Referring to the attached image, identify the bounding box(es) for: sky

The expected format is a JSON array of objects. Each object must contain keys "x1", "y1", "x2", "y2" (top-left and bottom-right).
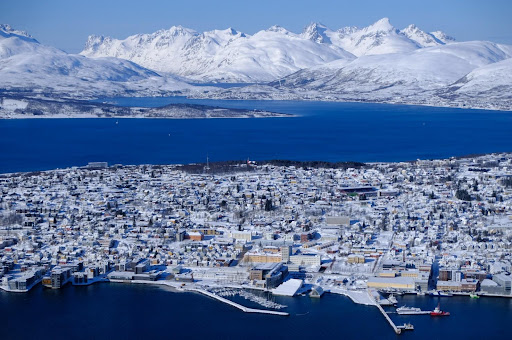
[{"x1": 1, "y1": 0, "x2": 511, "y2": 53}]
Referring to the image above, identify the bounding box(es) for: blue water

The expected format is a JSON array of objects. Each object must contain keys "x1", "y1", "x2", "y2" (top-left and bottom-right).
[
  {"x1": 1, "y1": 99, "x2": 512, "y2": 173},
  {"x1": 1, "y1": 283, "x2": 510, "y2": 340}
]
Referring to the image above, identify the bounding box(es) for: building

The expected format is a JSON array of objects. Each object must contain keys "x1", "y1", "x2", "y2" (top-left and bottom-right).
[
  {"x1": 289, "y1": 254, "x2": 321, "y2": 267},
  {"x1": 249, "y1": 263, "x2": 288, "y2": 289},
  {"x1": 493, "y1": 274, "x2": 512, "y2": 295},
  {"x1": 44, "y1": 268, "x2": 72, "y2": 289},
  {"x1": 272, "y1": 278, "x2": 303, "y2": 296},
  {"x1": 436, "y1": 280, "x2": 462, "y2": 291},
  {"x1": 244, "y1": 252, "x2": 282, "y2": 264},
  {"x1": 366, "y1": 277, "x2": 415, "y2": 290},
  {"x1": 325, "y1": 216, "x2": 350, "y2": 226},
  {"x1": 280, "y1": 246, "x2": 292, "y2": 263},
  {"x1": 460, "y1": 279, "x2": 478, "y2": 292},
  {"x1": 348, "y1": 254, "x2": 365, "y2": 264},
  {"x1": 480, "y1": 279, "x2": 502, "y2": 295},
  {"x1": 310, "y1": 285, "x2": 324, "y2": 298},
  {"x1": 231, "y1": 231, "x2": 253, "y2": 242},
  {"x1": 186, "y1": 232, "x2": 204, "y2": 241}
]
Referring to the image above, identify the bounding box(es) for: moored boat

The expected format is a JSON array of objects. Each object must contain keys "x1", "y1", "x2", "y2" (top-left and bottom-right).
[
  {"x1": 388, "y1": 294, "x2": 398, "y2": 305},
  {"x1": 397, "y1": 323, "x2": 414, "y2": 331},
  {"x1": 430, "y1": 303, "x2": 450, "y2": 316},
  {"x1": 396, "y1": 306, "x2": 431, "y2": 315}
]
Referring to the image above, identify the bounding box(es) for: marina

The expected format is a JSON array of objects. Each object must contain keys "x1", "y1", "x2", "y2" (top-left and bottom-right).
[{"x1": 186, "y1": 288, "x2": 290, "y2": 316}]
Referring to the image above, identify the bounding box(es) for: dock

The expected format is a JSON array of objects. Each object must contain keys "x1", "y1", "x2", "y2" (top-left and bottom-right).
[
  {"x1": 375, "y1": 297, "x2": 401, "y2": 334},
  {"x1": 187, "y1": 288, "x2": 289, "y2": 316}
]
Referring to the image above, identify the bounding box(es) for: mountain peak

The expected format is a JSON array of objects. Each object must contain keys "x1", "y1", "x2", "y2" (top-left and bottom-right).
[
  {"x1": 0, "y1": 24, "x2": 38, "y2": 42},
  {"x1": 366, "y1": 18, "x2": 394, "y2": 32},
  {"x1": 266, "y1": 25, "x2": 290, "y2": 34},
  {"x1": 403, "y1": 24, "x2": 418, "y2": 32},
  {"x1": 83, "y1": 35, "x2": 109, "y2": 51},
  {"x1": 164, "y1": 25, "x2": 196, "y2": 37},
  {"x1": 302, "y1": 22, "x2": 331, "y2": 44},
  {"x1": 222, "y1": 27, "x2": 245, "y2": 37},
  {"x1": 430, "y1": 30, "x2": 456, "y2": 44}
]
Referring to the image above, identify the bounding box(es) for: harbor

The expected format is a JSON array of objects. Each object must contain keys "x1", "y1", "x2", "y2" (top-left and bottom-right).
[{"x1": 186, "y1": 288, "x2": 289, "y2": 316}]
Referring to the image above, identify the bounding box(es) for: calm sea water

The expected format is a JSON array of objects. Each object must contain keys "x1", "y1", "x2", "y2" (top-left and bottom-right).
[
  {"x1": 1, "y1": 283, "x2": 511, "y2": 340},
  {"x1": 1, "y1": 99, "x2": 512, "y2": 173}
]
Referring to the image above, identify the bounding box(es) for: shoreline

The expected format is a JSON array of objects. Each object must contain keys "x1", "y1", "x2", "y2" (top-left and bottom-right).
[
  {"x1": 2, "y1": 95, "x2": 512, "y2": 120},
  {"x1": 1, "y1": 151, "x2": 511, "y2": 176},
  {"x1": 189, "y1": 92, "x2": 512, "y2": 113}
]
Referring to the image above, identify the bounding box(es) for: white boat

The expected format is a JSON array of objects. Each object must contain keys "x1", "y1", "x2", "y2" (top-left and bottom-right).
[
  {"x1": 388, "y1": 294, "x2": 398, "y2": 304},
  {"x1": 429, "y1": 290, "x2": 453, "y2": 297},
  {"x1": 397, "y1": 323, "x2": 414, "y2": 330},
  {"x1": 396, "y1": 306, "x2": 431, "y2": 315}
]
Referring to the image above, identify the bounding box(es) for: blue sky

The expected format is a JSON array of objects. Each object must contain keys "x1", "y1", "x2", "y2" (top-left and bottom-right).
[{"x1": 1, "y1": 0, "x2": 511, "y2": 53}]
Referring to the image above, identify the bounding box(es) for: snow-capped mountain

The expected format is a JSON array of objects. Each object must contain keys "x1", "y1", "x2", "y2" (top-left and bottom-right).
[
  {"x1": 443, "y1": 57, "x2": 512, "y2": 101},
  {"x1": 430, "y1": 31, "x2": 456, "y2": 44},
  {"x1": 300, "y1": 18, "x2": 453, "y2": 57},
  {"x1": 0, "y1": 24, "x2": 193, "y2": 97},
  {"x1": 275, "y1": 40, "x2": 512, "y2": 96},
  {"x1": 82, "y1": 18, "x2": 456, "y2": 82},
  {"x1": 81, "y1": 25, "x2": 354, "y2": 83},
  {"x1": 328, "y1": 18, "x2": 422, "y2": 56},
  {"x1": 2, "y1": 20, "x2": 511, "y2": 111},
  {"x1": 400, "y1": 24, "x2": 443, "y2": 47}
]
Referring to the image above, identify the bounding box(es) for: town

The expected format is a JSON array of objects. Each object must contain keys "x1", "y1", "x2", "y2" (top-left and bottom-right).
[{"x1": 1, "y1": 155, "x2": 512, "y2": 317}]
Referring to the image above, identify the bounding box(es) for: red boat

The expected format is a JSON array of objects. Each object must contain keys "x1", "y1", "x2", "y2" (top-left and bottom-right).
[{"x1": 430, "y1": 303, "x2": 450, "y2": 316}]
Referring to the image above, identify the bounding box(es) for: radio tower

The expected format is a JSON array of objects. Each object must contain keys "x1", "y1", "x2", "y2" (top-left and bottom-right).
[{"x1": 204, "y1": 154, "x2": 210, "y2": 173}]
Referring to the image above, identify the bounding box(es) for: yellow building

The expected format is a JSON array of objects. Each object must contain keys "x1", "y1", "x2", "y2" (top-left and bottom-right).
[
  {"x1": 379, "y1": 270, "x2": 397, "y2": 278},
  {"x1": 367, "y1": 277, "x2": 415, "y2": 290},
  {"x1": 244, "y1": 253, "x2": 281, "y2": 263},
  {"x1": 347, "y1": 254, "x2": 365, "y2": 264},
  {"x1": 401, "y1": 269, "x2": 419, "y2": 278}
]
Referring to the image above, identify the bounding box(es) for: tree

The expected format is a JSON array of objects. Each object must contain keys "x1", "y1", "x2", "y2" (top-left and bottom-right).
[
  {"x1": 265, "y1": 199, "x2": 273, "y2": 212},
  {"x1": 456, "y1": 189, "x2": 471, "y2": 201}
]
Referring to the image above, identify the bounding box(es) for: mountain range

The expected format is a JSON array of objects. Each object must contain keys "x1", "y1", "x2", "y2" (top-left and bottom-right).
[
  {"x1": 81, "y1": 18, "x2": 458, "y2": 82},
  {"x1": 0, "y1": 24, "x2": 194, "y2": 98},
  {"x1": 0, "y1": 19, "x2": 511, "y2": 111}
]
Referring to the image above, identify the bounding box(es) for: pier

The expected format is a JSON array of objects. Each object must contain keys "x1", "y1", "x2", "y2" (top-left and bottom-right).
[
  {"x1": 187, "y1": 288, "x2": 289, "y2": 316},
  {"x1": 375, "y1": 301, "x2": 401, "y2": 335}
]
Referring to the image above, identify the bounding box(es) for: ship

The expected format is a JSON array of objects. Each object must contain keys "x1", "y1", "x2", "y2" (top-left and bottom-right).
[
  {"x1": 396, "y1": 306, "x2": 431, "y2": 315},
  {"x1": 430, "y1": 303, "x2": 450, "y2": 316},
  {"x1": 429, "y1": 290, "x2": 453, "y2": 297},
  {"x1": 397, "y1": 323, "x2": 414, "y2": 331},
  {"x1": 469, "y1": 293, "x2": 480, "y2": 299},
  {"x1": 388, "y1": 294, "x2": 398, "y2": 305}
]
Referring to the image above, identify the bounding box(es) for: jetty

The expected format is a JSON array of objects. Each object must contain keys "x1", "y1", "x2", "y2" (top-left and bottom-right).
[
  {"x1": 375, "y1": 301, "x2": 401, "y2": 335},
  {"x1": 187, "y1": 288, "x2": 289, "y2": 316}
]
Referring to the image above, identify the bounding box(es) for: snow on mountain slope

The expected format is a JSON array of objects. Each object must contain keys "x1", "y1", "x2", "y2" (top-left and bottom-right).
[
  {"x1": 422, "y1": 41, "x2": 512, "y2": 67},
  {"x1": 0, "y1": 25, "x2": 194, "y2": 97},
  {"x1": 325, "y1": 18, "x2": 422, "y2": 56},
  {"x1": 444, "y1": 58, "x2": 512, "y2": 99},
  {"x1": 201, "y1": 27, "x2": 354, "y2": 82},
  {"x1": 400, "y1": 24, "x2": 443, "y2": 47},
  {"x1": 0, "y1": 24, "x2": 36, "y2": 42},
  {"x1": 430, "y1": 31, "x2": 456, "y2": 44},
  {"x1": 82, "y1": 25, "x2": 353, "y2": 82},
  {"x1": 301, "y1": 22, "x2": 332, "y2": 44},
  {"x1": 275, "y1": 40, "x2": 512, "y2": 98}
]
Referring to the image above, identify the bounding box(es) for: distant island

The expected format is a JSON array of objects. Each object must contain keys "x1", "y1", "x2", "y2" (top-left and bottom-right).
[{"x1": 0, "y1": 97, "x2": 289, "y2": 119}]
